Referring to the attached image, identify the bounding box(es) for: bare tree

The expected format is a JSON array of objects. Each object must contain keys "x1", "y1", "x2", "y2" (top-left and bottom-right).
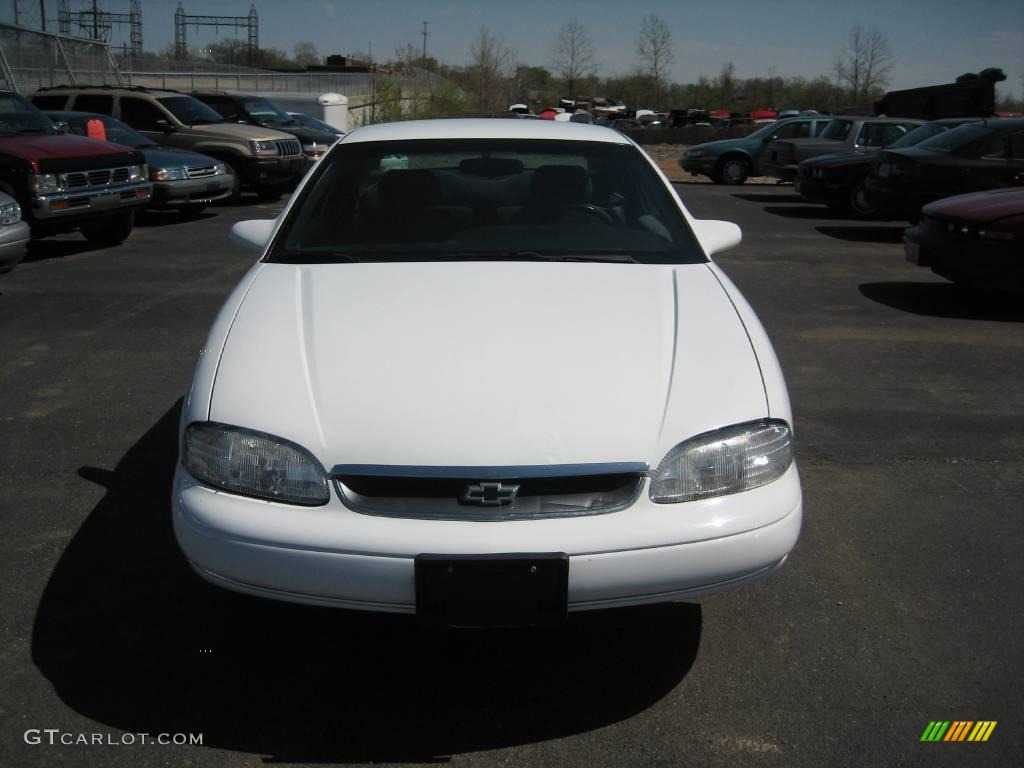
[
  {"x1": 293, "y1": 41, "x2": 321, "y2": 67},
  {"x1": 467, "y1": 27, "x2": 514, "y2": 114},
  {"x1": 834, "y1": 24, "x2": 894, "y2": 105},
  {"x1": 635, "y1": 15, "x2": 674, "y2": 100},
  {"x1": 551, "y1": 18, "x2": 595, "y2": 97}
]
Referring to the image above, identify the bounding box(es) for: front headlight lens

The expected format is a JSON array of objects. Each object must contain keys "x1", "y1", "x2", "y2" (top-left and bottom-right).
[
  {"x1": 649, "y1": 419, "x2": 793, "y2": 503},
  {"x1": 151, "y1": 167, "x2": 188, "y2": 181},
  {"x1": 128, "y1": 164, "x2": 146, "y2": 182},
  {"x1": 213, "y1": 162, "x2": 227, "y2": 175},
  {"x1": 183, "y1": 423, "x2": 330, "y2": 506},
  {"x1": 0, "y1": 201, "x2": 21, "y2": 225},
  {"x1": 250, "y1": 140, "x2": 280, "y2": 155},
  {"x1": 29, "y1": 173, "x2": 62, "y2": 194},
  {"x1": 302, "y1": 143, "x2": 326, "y2": 158}
]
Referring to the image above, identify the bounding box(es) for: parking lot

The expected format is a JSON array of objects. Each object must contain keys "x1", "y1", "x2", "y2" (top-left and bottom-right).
[{"x1": 1, "y1": 183, "x2": 1021, "y2": 767}]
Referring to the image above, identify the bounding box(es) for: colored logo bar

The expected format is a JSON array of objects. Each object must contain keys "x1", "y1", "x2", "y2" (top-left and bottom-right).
[{"x1": 921, "y1": 721, "x2": 997, "y2": 742}]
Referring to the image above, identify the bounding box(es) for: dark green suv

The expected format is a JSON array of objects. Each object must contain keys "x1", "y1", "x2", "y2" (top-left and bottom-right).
[{"x1": 680, "y1": 116, "x2": 830, "y2": 184}]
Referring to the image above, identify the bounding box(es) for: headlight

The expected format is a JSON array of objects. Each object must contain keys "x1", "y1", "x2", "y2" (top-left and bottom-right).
[
  {"x1": 649, "y1": 419, "x2": 793, "y2": 504},
  {"x1": 213, "y1": 162, "x2": 227, "y2": 175},
  {"x1": 978, "y1": 228, "x2": 1014, "y2": 241},
  {"x1": 183, "y1": 423, "x2": 330, "y2": 506},
  {"x1": 0, "y1": 201, "x2": 21, "y2": 225},
  {"x1": 128, "y1": 164, "x2": 146, "y2": 182},
  {"x1": 250, "y1": 140, "x2": 280, "y2": 156},
  {"x1": 151, "y1": 167, "x2": 188, "y2": 181},
  {"x1": 686, "y1": 149, "x2": 704, "y2": 157},
  {"x1": 302, "y1": 143, "x2": 327, "y2": 158},
  {"x1": 29, "y1": 173, "x2": 63, "y2": 194}
]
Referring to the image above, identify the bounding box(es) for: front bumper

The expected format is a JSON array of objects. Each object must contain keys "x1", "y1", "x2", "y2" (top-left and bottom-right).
[
  {"x1": 0, "y1": 220, "x2": 31, "y2": 273},
  {"x1": 796, "y1": 176, "x2": 848, "y2": 204},
  {"x1": 173, "y1": 463, "x2": 802, "y2": 613},
  {"x1": 151, "y1": 175, "x2": 234, "y2": 208},
  {"x1": 30, "y1": 180, "x2": 152, "y2": 222},
  {"x1": 760, "y1": 161, "x2": 797, "y2": 182},
  {"x1": 681, "y1": 155, "x2": 717, "y2": 175},
  {"x1": 238, "y1": 155, "x2": 306, "y2": 189},
  {"x1": 904, "y1": 224, "x2": 1021, "y2": 287}
]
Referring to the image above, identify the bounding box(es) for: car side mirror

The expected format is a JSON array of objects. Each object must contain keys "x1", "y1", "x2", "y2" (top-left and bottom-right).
[
  {"x1": 154, "y1": 119, "x2": 176, "y2": 133},
  {"x1": 53, "y1": 120, "x2": 69, "y2": 134},
  {"x1": 230, "y1": 219, "x2": 276, "y2": 252},
  {"x1": 694, "y1": 219, "x2": 742, "y2": 256}
]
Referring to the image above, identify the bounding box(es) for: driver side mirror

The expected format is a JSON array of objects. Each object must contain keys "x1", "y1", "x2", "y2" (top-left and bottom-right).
[
  {"x1": 154, "y1": 119, "x2": 176, "y2": 133},
  {"x1": 694, "y1": 219, "x2": 742, "y2": 256},
  {"x1": 230, "y1": 219, "x2": 277, "y2": 253},
  {"x1": 53, "y1": 120, "x2": 69, "y2": 134}
]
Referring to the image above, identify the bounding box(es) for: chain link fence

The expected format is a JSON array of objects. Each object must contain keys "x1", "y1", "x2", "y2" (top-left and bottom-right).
[{"x1": 0, "y1": 23, "x2": 121, "y2": 91}]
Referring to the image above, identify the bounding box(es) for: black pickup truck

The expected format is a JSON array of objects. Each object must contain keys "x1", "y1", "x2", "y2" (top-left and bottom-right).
[{"x1": 0, "y1": 90, "x2": 152, "y2": 245}]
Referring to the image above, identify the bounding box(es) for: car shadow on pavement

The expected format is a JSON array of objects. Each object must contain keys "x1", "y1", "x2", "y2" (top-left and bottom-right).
[
  {"x1": 32, "y1": 401, "x2": 702, "y2": 764},
  {"x1": 23, "y1": 239, "x2": 105, "y2": 264},
  {"x1": 859, "y1": 281, "x2": 1024, "y2": 322},
  {"x1": 763, "y1": 205, "x2": 847, "y2": 220},
  {"x1": 731, "y1": 192, "x2": 803, "y2": 204},
  {"x1": 136, "y1": 210, "x2": 218, "y2": 227},
  {"x1": 816, "y1": 225, "x2": 906, "y2": 243}
]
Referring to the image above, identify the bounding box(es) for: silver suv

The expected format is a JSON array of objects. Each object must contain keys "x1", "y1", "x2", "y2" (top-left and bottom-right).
[{"x1": 31, "y1": 85, "x2": 305, "y2": 201}]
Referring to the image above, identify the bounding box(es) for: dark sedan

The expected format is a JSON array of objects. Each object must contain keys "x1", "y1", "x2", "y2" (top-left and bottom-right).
[
  {"x1": 864, "y1": 118, "x2": 1024, "y2": 222},
  {"x1": 796, "y1": 118, "x2": 981, "y2": 216},
  {"x1": 45, "y1": 111, "x2": 233, "y2": 215},
  {"x1": 904, "y1": 187, "x2": 1023, "y2": 290}
]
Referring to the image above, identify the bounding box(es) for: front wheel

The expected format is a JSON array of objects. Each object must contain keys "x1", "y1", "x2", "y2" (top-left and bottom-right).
[
  {"x1": 848, "y1": 182, "x2": 881, "y2": 218},
  {"x1": 80, "y1": 211, "x2": 134, "y2": 247},
  {"x1": 715, "y1": 157, "x2": 750, "y2": 185}
]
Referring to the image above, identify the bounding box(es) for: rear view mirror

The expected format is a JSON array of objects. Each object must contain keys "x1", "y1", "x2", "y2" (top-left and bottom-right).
[
  {"x1": 230, "y1": 219, "x2": 276, "y2": 253},
  {"x1": 694, "y1": 219, "x2": 743, "y2": 256},
  {"x1": 154, "y1": 119, "x2": 175, "y2": 133}
]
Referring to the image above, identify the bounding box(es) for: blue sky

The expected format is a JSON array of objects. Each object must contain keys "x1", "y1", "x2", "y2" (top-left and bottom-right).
[{"x1": 23, "y1": 0, "x2": 1024, "y2": 98}]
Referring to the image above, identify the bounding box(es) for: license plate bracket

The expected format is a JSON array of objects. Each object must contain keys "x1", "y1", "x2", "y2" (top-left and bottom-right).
[{"x1": 415, "y1": 553, "x2": 569, "y2": 627}]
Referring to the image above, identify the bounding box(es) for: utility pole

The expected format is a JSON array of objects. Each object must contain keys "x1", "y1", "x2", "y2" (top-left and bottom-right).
[
  {"x1": 92, "y1": 0, "x2": 98, "y2": 39},
  {"x1": 421, "y1": 20, "x2": 428, "y2": 64},
  {"x1": 40, "y1": 0, "x2": 47, "y2": 31}
]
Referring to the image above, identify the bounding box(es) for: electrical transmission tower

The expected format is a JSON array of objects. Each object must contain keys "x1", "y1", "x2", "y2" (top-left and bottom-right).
[
  {"x1": 174, "y1": 3, "x2": 258, "y2": 66},
  {"x1": 57, "y1": 0, "x2": 143, "y2": 60}
]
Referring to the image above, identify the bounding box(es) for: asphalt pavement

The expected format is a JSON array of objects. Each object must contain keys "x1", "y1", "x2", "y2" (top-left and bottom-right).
[{"x1": 0, "y1": 185, "x2": 1021, "y2": 768}]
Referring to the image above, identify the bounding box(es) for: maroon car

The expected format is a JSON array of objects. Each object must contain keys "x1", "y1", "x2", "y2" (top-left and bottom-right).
[
  {"x1": 0, "y1": 90, "x2": 151, "y2": 246},
  {"x1": 904, "y1": 187, "x2": 1024, "y2": 289}
]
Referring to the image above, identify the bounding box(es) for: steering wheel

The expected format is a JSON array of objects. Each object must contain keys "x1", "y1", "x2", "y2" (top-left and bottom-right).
[{"x1": 566, "y1": 203, "x2": 615, "y2": 225}]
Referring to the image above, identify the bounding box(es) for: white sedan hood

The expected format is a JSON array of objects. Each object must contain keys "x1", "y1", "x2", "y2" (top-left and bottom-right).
[{"x1": 208, "y1": 261, "x2": 768, "y2": 469}]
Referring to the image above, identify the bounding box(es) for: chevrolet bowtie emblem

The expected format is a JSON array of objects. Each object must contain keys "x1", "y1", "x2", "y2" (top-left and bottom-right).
[{"x1": 461, "y1": 481, "x2": 520, "y2": 506}]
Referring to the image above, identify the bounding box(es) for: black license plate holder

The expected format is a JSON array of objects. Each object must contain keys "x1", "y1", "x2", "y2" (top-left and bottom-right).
[{"x1": 415, "y1": 553, "x2": 569, "y2": 627}]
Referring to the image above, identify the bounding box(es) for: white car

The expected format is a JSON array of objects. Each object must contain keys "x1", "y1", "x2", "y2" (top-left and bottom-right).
[
  {"x1": 0, "y1": 192, "x2": 29, "y2": 274},
  {"x1": 174, "y1": 119, "x2": 801, "y2": 626}
]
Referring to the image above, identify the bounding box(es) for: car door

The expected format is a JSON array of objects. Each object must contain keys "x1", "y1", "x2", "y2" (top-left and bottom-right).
[
  {"x1": 854, "y1": 122, "x2": 913, "y2": 152},
  {"x1": 974, "y1": 129, "x2": 1024, "y2": 189},
  {"x1": 117, "y1": 96, "x2": 189, "y2": 150}
]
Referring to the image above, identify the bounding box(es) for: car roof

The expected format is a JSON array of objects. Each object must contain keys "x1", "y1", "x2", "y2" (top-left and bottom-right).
[{"x1": 343, "y1": 118, "x2": 632, "y2": 145}]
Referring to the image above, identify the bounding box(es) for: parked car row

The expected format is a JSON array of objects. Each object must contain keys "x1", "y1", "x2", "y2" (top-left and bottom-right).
[{"x1": 0, "y1": 86, "x2": 340, "y2": 275}]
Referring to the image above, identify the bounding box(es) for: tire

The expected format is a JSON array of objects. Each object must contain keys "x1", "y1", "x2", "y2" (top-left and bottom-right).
[
  {"x1": 848, "y1": 181, "x2": 881, "y2": 218},
  {"x1": 80, "y1": 211, "x2": 134, "y2": 247},
  {"x1": 257, "y1": 186, "x2": 283, "y2": 202},
  {"x1": 716, "y1": 156, "x2": 750, "y2": 185},
  {"x1": 220, "y1": 161, "x2": 242, "y2": 204}
]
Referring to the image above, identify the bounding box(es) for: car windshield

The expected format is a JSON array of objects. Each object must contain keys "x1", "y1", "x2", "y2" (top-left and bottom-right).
[
  {"x1": 820, "y1": 119, "x2": 853, "y2": 141},
  {"x1": 243, "y1": 97, "x2": 297, "y2": 126},
  {"x1": 270, "y1": 138, "x2": 705, "y2": 265},
  {"x1": 290, "y1": 113, "x2": 342, "y2": 134},
  {"x1": 914, "y1": 122, "x2": 995, "y2": 152},
  {"x1": 887, "y1": 122, "x2": 954, "y2": 149},
  {"x1": 63, "y1": 115, "x2": 152, "y2": 148},
  {"x1": 0, "y1": 93, "x2": 57, "y2": 134},
  {"x1": 158, "y1": 96, "x2": 224, "y2": 125}
]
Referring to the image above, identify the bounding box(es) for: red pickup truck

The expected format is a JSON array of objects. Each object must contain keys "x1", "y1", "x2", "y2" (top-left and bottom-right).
[{"x1": 0, "y1": 90, "x2": 152, "y2": 246}]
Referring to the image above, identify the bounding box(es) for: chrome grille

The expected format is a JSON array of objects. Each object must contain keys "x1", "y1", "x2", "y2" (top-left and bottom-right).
[
  {"x1": 61, "y1": 166, "x2": 134, "y2": 190},
  {"x1": 186, "y1": 166, "x2": 217, "y2": 179},
  {"x1": 274, "y1": 139, "x2": 302, "y2": 157}
]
